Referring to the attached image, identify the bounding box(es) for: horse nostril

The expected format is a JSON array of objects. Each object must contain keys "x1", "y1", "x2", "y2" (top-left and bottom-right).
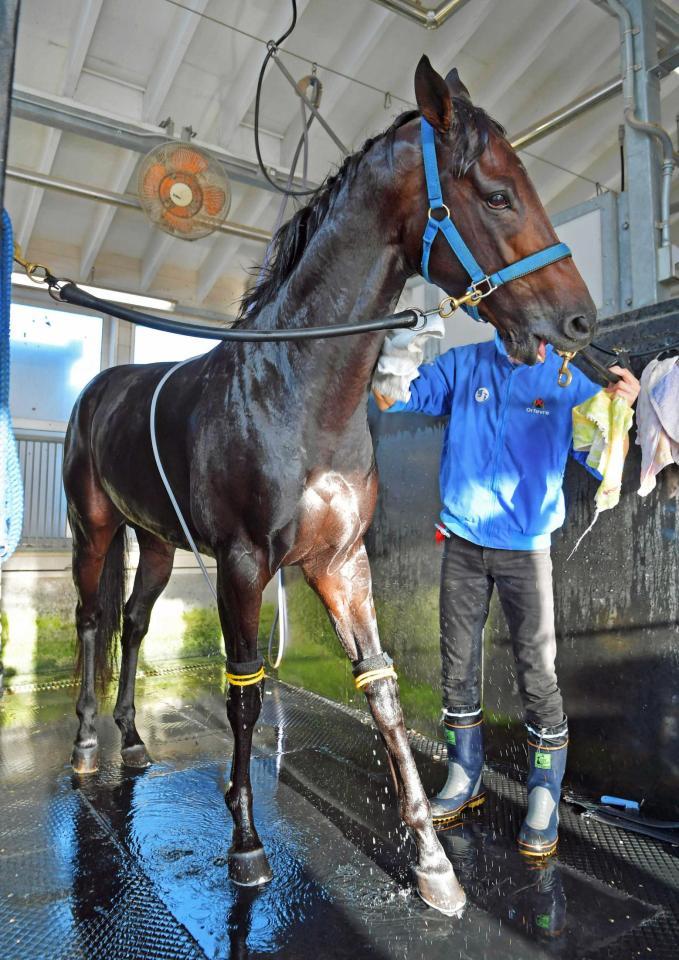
[{"x1": 565, "y1": 314, "x2": 591, "y2": 341}]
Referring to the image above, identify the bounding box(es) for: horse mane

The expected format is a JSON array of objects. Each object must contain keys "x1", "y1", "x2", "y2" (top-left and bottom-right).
[{"x1": 236, "y1": 99, "x2": 505, "y2": 322}]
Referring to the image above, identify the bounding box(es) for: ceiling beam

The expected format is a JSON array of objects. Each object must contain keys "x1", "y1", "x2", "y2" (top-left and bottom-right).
[
  {"x1": 351, "y1": 0, "x2": 499, "y2": 148},
  {"x1": 137, "y1": 0, "x2": 312, "y2": 293},
  {"x1": 79, "y1": 0, "x2": 209, "y2": 279},
  {"x1": 12, "y1": 86, "x2": 318, "y2": 194},
  {"x1": 478, "y1": 0, "x2": 579, "y2": 118},
  {"x1": 15, "y1": 0, "x2": 103, "y2": 252}
]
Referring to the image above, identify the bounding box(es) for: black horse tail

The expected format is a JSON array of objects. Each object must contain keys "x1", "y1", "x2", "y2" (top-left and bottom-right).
[{"x1": 75, "y1": 525, "x2": 128, "y2": 691}]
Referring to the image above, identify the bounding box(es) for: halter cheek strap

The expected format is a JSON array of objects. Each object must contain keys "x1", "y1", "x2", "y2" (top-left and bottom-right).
[{"x1": 420, "y1": 117, "x2": 572, "y2": 323}]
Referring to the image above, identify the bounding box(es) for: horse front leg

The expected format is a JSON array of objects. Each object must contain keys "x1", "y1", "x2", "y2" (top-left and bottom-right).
[
  {"x1": 216, "y1": 545, "x2": 273, "y2": 887},
  {"x1": 303, "y1": 541, "x2": 466, "y2": 917}
]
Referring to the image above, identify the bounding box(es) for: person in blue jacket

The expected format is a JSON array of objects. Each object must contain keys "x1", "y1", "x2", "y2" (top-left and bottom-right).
[{"x1": 374, "y1": 332, "x2": 639, "y2": 856}]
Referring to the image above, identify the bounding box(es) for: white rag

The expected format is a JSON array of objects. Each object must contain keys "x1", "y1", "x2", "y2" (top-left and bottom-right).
[
  {"x1": 636, "y1": 355, "x2": 679, "y2": 497},
  {"x1": 372, "y1": 314, "x2": 446, "y2": 402}
]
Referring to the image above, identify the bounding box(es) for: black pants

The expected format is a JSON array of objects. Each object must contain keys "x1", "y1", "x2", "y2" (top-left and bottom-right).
[{"x1": 440, "y1": 533, "x2": 563, "y2": 729}]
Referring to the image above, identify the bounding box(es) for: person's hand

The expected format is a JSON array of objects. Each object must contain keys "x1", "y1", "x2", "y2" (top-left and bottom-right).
[
  {"x1": 605, "y1": 366, "x2": 640, "y2": 407},
  {"x1": 372, "y1": 388, "x2": 397, "y2": 411}
]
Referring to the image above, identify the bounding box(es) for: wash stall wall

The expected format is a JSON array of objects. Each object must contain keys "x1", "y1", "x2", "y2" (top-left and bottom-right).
[{"x1": 278, "y1": 299, "x2": 679, "y2": 817}]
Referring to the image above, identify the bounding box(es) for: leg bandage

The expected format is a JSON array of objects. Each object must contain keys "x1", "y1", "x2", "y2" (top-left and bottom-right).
[
  {"x1": 352, "y1": 652, "x2": 397, "y2": 691},
  {"x1": 226, "y1": 657, "x2": 265, "y2": 687}
]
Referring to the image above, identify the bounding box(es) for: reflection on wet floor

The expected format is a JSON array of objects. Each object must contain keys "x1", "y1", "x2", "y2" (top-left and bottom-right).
[{"x1": 0, "y1": 665, "x2": 675, "y2": 960}]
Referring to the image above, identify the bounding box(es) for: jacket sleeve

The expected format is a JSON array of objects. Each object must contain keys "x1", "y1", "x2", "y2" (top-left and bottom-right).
[
  {"x1": 385, "y1": 350, "x2": 455, "y2": 416},
  {"x1": 570, "y1": 446, "x2": 603, "y2": 481}
]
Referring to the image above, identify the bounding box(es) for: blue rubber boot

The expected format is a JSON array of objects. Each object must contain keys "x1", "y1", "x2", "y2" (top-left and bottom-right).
[
  {"x1": 517, "y1": 717, "x2": 569, "y2": 858},
  {"x1": 430, "y1": 706, "x2": 485, "y2": 831}
]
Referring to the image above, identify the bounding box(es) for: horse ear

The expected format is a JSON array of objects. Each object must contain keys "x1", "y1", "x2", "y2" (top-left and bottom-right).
[
  {"x1": 445, "y1": 67, "x2": 472, "y2": 102},
  {"x1": 415, "y1": 55, "x2": 452, "y2": 133}
]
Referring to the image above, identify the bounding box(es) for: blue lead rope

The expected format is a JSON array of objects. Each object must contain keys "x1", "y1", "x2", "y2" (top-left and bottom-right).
[
  {"x1": 0, "y1": 211, "x2": 23, "y2": 561},
  {"x1": 420, "y1": 117, "x2": 571, "y2": 322}
]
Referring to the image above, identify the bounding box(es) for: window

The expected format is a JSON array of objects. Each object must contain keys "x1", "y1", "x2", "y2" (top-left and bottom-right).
[
  {"x1": 133, "y1": 326, "x2": 220, "y2": 364},
  {"x1": 10, "y1": 303, "x2": 102, "y2": 424}
]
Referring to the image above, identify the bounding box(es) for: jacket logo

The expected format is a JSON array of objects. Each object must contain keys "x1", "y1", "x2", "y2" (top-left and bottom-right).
[
  {"x1": 526, "y1": 397, "x2": 550, "y2": 416},
  {"x1": 475, "y1": 387, "x2": 490, "y2": 403}
]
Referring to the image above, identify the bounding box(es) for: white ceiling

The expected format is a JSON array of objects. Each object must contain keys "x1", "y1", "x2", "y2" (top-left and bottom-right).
[{"x1": 5, "y1": 0, "x2": 679, "y2": 319}]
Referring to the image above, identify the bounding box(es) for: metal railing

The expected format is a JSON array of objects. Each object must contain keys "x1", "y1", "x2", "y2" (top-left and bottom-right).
[{"x1": 15, "y1": 429, "x2": 70, "y2": 547}]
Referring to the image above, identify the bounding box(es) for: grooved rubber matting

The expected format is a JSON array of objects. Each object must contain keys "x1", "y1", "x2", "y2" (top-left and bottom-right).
[{"x1": 0, "y1": 665, "x2": 675, "y2": 960}]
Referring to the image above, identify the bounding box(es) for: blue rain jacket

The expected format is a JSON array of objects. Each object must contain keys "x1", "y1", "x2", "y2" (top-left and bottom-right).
[{"x1": 387, "y1": 333, "x2": 601, "y2": 550}]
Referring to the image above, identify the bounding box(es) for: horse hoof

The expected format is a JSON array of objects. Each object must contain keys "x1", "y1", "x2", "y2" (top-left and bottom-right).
[
  {"x1": 71, "y1": 744, "x2": 99, "y2": 775},
  {"x1": 228, "y1": 846, "x2": 273, "y2": 887},
  {"x1": 413, "y1": 864, "x2": 466, "y2": 917},
  {"x1": 121, "y1": 744, "x2": 152, "y2": 768}
]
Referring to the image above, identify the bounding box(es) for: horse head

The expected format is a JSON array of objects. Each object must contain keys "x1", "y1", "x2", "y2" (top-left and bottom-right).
[{"x1": 399, "y1": 55, "x2": 596, "y2": 364}]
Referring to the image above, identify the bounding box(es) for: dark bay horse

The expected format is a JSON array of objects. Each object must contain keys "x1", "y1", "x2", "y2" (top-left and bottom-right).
[{"x1": 63, "y1": 56, "x2": 595, "y2": 917}]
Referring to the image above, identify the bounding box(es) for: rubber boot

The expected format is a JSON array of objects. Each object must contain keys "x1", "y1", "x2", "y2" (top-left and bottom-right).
[
  {"x1": 430, "y1": 706, "x2": 485, "y2": 830},
  {"x1": 517, "y1": 717, "x2": 568, "y2": 858}
]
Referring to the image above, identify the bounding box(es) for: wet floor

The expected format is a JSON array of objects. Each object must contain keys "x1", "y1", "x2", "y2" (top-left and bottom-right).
[{"x1": 0, "y1": 664, "x2": 676, "y2": 960}]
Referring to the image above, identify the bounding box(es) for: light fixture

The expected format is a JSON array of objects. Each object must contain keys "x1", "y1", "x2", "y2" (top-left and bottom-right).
[{"x1": 10, "y1": 272, "x2": 175, "y2": 312}]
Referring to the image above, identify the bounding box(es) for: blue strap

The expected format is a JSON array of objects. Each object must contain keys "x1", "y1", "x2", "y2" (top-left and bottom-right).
[
  {"x1": 489, "y1": 243, "x2": 571, "y2": 287},
  {"x1": 420, "y1": 118, "x2": 486, "y2": 288},
  {"x1": 419, "y1": 117, "x2": 572, "y2": 325}
]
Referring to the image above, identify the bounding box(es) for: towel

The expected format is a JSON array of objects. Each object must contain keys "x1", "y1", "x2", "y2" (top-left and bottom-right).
[
  {"x1": 572, "y1": 391, "x2": 634, "y2": 512},
  {"x1": 372, "y1": 313, "x2": 445, "y2": 402},
  {"x1": 635, "y1": 356, "x2": 679, "y2": 497}
]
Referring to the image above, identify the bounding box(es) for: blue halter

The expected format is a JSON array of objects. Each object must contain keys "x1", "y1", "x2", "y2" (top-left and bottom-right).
[{"x1": 420, "y1": 117, "x2": 571, "y2": 321}]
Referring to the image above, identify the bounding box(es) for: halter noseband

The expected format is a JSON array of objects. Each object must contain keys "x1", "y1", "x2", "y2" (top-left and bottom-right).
[{"x1": 420, "y1": 117, "x2": 572, "y2": 322}]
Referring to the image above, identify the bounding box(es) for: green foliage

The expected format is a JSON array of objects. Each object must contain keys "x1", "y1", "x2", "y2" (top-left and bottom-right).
[
  {"x1": 181, "y1": 607, "x2": 223, "y2": 659},
  {"x1": 34, "y1": 614, "x2": 76, "y2": 676}
]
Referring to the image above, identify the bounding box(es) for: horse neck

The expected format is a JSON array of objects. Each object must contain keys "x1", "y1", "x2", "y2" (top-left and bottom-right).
[{"x1": 247, "y1": 154, "x2": 410, "y2": 419}]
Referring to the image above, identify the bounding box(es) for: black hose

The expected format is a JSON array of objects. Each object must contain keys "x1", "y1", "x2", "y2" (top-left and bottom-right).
[
  {"x1": 56, "y1": 281, "x2": 420, "y2": 341},
  {"x1": 254, "y1": 0, "x2": 318, "y2": 198}
]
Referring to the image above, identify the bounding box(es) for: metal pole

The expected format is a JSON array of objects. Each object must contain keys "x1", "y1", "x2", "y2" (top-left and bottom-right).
[
  {"x1": 367, "y1": 0, "x2": 475, "y2": 28},
  {"x1": 6, "y1": 166, "x2": 271, "y2": 244},
  {"x1": 511, "y1": 78, "x2": 623, "y2": 151},
  {"x1": 0, "y1": 0, "x2": 21, "y2": 696},
  {"x1": 271, "y1": 53, "x2": 349, "y2": 157},
  {"x1": 615, "y1": 0, "x2": 666, "y2": 306},
  {"x1": 0, "y1": 0, "x2": 20, "y2": 211}
]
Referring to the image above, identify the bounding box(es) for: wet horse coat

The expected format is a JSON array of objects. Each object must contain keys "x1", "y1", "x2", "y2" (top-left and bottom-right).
[{"x1": 63, "y1": 57, "x2": 595, "y2": 916}]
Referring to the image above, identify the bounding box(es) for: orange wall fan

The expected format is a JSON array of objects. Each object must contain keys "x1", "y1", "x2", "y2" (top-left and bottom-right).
[{"x1": 137, "y1": 142, "x2": 231, "y2": 240}]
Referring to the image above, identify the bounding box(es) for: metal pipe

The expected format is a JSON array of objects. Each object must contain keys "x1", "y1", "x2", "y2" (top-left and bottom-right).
[
  {"x1": 0, "y1": 0, "x2": 20, "y2": 211},
  {"x1": 11, "y1": 87, "x2": 319, "y2": 196},
  {"x1": 510, "y1": 77, "x2": 623, "y2": 151},
  {"x1": 7, "y1": 166, "x2": 272, "y2": 244},
  {"x1": 366, "y1": 0, "x2": 474, "y2": 28},
  {"x1": 270, "y1": 53, "x2": 349, "y2": 156},
  {"x1": 606, "y1": 0, "x2": 676, "y2": 254}
]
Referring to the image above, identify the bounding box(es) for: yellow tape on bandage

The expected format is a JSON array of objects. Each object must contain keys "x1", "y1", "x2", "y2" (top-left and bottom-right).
[
  {"x1": 226, "y1": 667, "x2": 265, "y2": 687},
  {"x1": 354, "y1": 666, "x2": 398, "y2": 690}
]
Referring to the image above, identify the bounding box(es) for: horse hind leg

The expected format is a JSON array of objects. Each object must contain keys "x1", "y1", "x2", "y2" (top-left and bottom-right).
[
  {"x1": 113, "y1": 528, "x2": 175, "y2": 767},
  {"x1": 70, "y1": 509, "x2": 127, "y2": 775},
  {"x1": 303, "y1": 542, "x2": 466, "y2": 917}
]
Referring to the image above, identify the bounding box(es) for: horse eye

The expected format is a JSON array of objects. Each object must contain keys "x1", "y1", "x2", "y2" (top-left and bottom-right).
[{"x1": 487, "y1": 192, "x2": 510, "y2": 209}]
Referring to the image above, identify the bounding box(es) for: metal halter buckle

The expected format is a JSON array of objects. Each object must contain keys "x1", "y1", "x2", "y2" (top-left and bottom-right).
[
  {"x1": 428, "y1": 203, "x2": 451, "y2": 221},
  {"x1": 470, "y1": 276, "x2": 497, "y2": 299},
  {"x1": 437, "y1": 275, "x2": 496, "y2": 319},
  {"x1": 556, "y1": 351, "x2": 575, "y2": 388}
]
